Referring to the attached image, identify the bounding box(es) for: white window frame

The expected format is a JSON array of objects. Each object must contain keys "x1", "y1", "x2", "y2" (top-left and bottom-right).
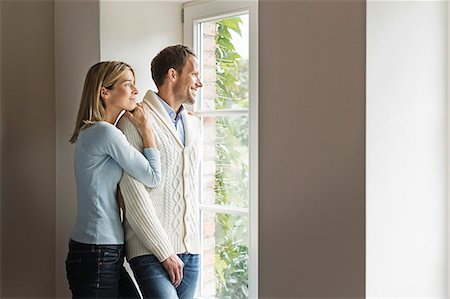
[
  {"x1": 183, "y1": 1, "x2": 258, "y2": 298},
  {"x1": 447, "y1": 2, "x2": 450, "y2": 296}
]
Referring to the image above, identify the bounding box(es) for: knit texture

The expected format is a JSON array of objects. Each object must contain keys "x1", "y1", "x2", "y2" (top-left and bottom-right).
[{"x1": 118, "y1": 91, "x2": 201, "y2": 262}]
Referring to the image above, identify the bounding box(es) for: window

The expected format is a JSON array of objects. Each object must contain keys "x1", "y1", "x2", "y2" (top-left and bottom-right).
[{"x1": 183, "y1": 1, "x2": 258, "y2": 298}]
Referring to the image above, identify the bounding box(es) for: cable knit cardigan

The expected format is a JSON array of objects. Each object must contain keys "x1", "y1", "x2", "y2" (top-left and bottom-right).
[{"x1": 118, "y1": 90, "x2": 200, "y2": 262}]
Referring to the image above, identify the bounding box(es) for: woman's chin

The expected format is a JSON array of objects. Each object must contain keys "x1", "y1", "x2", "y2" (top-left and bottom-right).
[{"x1": 125, "y1": 102, "x2": 137, "y2": 111}]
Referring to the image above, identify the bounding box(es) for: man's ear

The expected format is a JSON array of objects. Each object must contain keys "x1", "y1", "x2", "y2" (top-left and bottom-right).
[{"x1": 167, "y1": 68, "x2": 177, "y2": 82}]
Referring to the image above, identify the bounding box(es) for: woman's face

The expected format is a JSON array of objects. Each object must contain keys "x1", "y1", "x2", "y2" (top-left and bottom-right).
[{"x1": 104, "y1": 69, "x2": 139, "y2": 111}]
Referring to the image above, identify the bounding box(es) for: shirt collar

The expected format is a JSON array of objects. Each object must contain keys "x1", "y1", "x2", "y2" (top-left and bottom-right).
[{"x1": 156, "y1": 93, "x2": 185, "y2": 122}]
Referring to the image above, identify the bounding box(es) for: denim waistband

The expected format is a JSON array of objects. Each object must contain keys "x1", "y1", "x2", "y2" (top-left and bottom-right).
[{"x1": 69, "y1": 239, "x2": 124, "y2": 253}]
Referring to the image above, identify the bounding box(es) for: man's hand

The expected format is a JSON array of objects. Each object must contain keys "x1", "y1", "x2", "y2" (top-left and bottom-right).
[{"x1": 162, "y1": 254, "x2": 184, "y2": 287}]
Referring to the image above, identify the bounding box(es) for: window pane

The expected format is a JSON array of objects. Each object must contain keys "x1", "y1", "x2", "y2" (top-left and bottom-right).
[
  {"x1": 200, "y1": 14, "x2": 249, "y2": 110},
  {"x1": 201, "y1": 210, "x2": 249, "y2": 298},
  {"x1": 202, "y1": 115, "x2": 249, "y2": 208}
]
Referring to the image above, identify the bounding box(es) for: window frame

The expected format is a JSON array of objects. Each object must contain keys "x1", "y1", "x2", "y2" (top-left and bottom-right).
[
  {"x1": 446, "y1": 0, "x2": 450, "y2": 294},
  {"x1": 183, "y1": 1, "x2": 259, "y2": 298}
]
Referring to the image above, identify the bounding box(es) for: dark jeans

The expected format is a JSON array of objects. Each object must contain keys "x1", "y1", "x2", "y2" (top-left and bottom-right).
[
  {"x1": 65, "y1": 239, "x2": 140, "y2": 299},
  {"x1": 129, "y1": 253, "x2": 199, "y2": 299}
]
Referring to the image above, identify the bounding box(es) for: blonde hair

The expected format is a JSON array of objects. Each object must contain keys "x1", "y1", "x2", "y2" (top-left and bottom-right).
[{"x1": 69, "y1": 61, "x2": 135, "y2": 144}]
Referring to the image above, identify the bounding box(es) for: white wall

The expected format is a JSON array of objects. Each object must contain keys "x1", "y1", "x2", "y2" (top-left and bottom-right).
[
  {"x1": 367, "y1": 1, "x2": 448, "y2": 298},
  {"x1": 100, "y1": 0, "x2": 183, "y2": 94}
]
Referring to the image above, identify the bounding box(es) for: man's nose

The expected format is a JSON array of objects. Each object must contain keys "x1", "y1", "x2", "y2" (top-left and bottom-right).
[{"x1": 196, "y1": 80, "x2": 203, "y2": 88}]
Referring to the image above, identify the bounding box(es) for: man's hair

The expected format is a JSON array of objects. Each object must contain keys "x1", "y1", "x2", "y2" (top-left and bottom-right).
[{"x1": 151, "y1": 45, "x2": 196, "y2": 87}]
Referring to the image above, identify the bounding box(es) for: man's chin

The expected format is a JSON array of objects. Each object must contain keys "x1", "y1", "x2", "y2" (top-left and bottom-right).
[{"x1": 185, "y1": 97, "x2": 196, "y2": 105}]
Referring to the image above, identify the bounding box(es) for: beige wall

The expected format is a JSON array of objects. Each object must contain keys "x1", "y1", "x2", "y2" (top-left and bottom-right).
[
  {"x1": 55, "y1": 1, "x2": 100, "y2": 297},
  {"x1": 0, "y1": 1, "x2": 56, "y2": 297},
  {"x1": 0, "y1": 0, "x2": 100, "y2": 297},
  {"x1": 0, "y1": 1, "x2": 3, "y2": 295},
  {"x1": 258, "y1": 1, "x2": 366, "y2": 298},
  {"x1": 0, "y1": 0, "x2": 366, "y2": 297}
]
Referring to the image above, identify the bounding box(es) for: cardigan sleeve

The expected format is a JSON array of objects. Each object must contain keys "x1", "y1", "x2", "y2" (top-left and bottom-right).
[{"x1": 117, "y1": 115, "x2": 175, "y2": 262}]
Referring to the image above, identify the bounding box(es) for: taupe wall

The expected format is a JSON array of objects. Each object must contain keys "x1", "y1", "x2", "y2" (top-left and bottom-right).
[
  {"x1": 0, "y1": 1, "x2": 3, "y2": 294},
  {"x1": 55, "y1": 1, "x2": 100, "y2": 297},
  {"x1": 259, "y1": 1, "x2": 365, "y2": 298},
  {"x1": 0, "y1": 0, "x2": 366, "y2": 297},
  {"x1": 0, "y1": 1, "x2": 56, "y2": 297}
]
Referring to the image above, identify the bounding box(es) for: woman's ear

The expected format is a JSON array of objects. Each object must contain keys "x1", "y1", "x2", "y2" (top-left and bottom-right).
[{"x1": 100, "y1": 86, "x2": 109, "y2": 100}]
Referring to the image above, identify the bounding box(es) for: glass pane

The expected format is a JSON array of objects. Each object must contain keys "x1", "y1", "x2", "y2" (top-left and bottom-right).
[
  {"x1": 201, "y1": 210, "x2": 249, "y2": 298},
  {"x1": 200, "y1": 14, "x2": 249, "y2": 110},
  {"x1": 201, "y1": 115, "x2": 249, "y2": 208}
]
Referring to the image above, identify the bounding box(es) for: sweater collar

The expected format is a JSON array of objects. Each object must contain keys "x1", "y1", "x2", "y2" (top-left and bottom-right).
[{"x1": 142, "y1": 90, "x2": 196, "y2": 148}]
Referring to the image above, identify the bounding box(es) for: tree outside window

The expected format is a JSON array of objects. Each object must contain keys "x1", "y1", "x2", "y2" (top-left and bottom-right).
[{"x1": 198, "y1": 14, "x2": 250, "y2": 299}]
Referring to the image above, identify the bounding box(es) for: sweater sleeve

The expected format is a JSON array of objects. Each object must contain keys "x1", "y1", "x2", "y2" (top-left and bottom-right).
[
  {"x1": 117, "y1": 116, "x2": 175, "y2": 262},
  {"x1": 98, "y1": 122, "x2": 161, "y2": 188},
  {"x1": 120, "y1": 173, "x2": 175, "y2": 261}
]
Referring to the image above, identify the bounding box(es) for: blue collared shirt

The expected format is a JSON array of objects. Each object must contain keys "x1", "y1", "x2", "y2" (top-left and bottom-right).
[{"x1": 156, "y1": 94, "x2": 186, "y2": 146}]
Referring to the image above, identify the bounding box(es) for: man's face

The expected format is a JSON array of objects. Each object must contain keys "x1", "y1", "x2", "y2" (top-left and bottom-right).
[{"x1": 174, "y1": 55, "x2": 203, "y2": 105}]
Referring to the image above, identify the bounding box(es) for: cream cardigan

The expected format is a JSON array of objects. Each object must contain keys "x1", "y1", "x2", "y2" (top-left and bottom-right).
[{"x1": 118, "y1": 90, "x2": 200, "y2": 262}]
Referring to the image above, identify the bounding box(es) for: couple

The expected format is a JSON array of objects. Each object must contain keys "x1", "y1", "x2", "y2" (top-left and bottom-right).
[{"x1": 65, "y1": 45, "x2": 203, "y2": 299}]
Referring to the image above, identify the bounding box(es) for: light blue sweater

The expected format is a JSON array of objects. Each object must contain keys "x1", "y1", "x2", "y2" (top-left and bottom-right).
[{"x1": 70, "y1": 121, "x2": 161, "y2": 245}]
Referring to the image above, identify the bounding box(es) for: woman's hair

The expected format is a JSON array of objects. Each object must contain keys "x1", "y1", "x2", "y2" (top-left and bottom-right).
[{"x1": 69, "y1": 61, "x2": 135, "y2": 144}]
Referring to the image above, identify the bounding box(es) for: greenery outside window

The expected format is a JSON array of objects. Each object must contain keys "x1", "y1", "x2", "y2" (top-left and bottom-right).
[{"x1": 183, "y1": 1, "x2": 258, "y2": 298}]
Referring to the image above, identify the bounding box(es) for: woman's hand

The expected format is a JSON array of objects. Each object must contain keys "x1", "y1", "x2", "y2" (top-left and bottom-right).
[
  {"x1": 125, "y1": 103, "x2": 156, "y2": 148},
  {"x1": 125, "y1": 103, "x2": 150, "y2": 133}
]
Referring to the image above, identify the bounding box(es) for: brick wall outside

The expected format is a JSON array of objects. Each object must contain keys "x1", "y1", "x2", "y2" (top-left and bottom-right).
[{"x1": 200, "y1": 21, "x2": 218, "y2": 297}]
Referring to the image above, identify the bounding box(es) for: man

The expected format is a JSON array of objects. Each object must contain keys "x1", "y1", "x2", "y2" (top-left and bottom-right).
[{"x1": 117, "y1": 45, "x2": 203, "y2": 299}]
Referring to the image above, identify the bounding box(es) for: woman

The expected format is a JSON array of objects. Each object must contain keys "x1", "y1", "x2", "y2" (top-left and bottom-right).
[{"x1": 66, "y1": 61, "x2": 160, "y2": 298}]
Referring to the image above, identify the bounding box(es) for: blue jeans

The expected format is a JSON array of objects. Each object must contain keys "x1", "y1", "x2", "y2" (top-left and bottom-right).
[
  {"x1": 129, "y1": 253, "x2": 200, "y2": 299},
  {"x1": 65, "y1": 239, "x2": 140, "y2": 298}
]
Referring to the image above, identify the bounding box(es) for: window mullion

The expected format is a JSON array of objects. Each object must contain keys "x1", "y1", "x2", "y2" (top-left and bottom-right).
[
  {"x1": 199, "y1": 203, "x2": 249, "y2": 217},
  {"x1": 195, "y1": 109, "x2": 248, "y2": 117}
]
